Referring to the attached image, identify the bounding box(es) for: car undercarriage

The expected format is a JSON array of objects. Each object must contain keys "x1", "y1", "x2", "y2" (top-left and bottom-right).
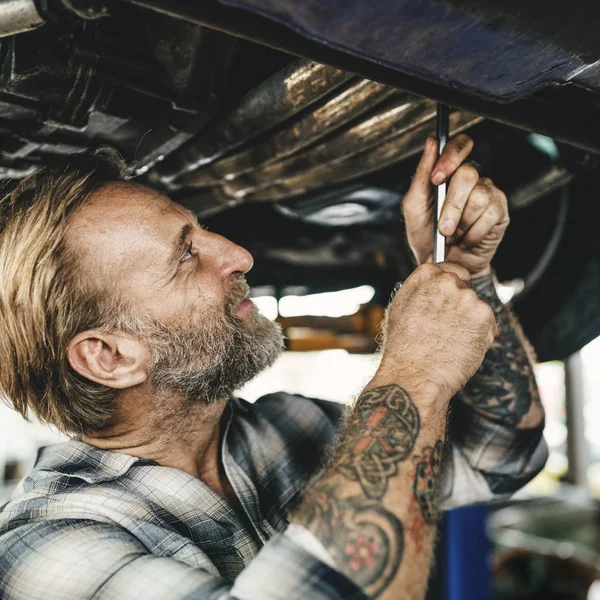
[{"x1": 2, "y1": 0, "x2": 600, "y2": 361}]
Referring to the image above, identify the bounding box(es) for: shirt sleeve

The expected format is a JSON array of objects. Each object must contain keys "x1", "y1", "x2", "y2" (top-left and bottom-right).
[
  {"x1": 440, "y1": 397, "x2": 548, "y2": 510},
  {"x1": 284, "y1": 523, "x2": 338, "y2": 568},
  {"x1": 274, "y1": 393, "x2": 547, "y2": 509},
  {"x1": 0, "y1": 520, "x2": 368, "y2": 600}
]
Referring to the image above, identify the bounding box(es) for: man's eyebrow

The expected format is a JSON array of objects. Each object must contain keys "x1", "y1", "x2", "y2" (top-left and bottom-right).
[
  {"x1": 186, "y1": 209, "x2": 200, "y2": 225},
  {"x1": 169, "y1": 223, "x2": 193, "y2": 265}
]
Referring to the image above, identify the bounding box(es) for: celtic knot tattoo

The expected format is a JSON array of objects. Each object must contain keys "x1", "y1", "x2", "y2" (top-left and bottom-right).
[
  {"x1": 413, "y1": 440, "x2": 445, "y2": 524},
  {"x1": 293, "y1": 384, "x2": 432, "y2": 597},
  {"x1": 337, "y1": 385, "x2": 420, "y2": 499}
]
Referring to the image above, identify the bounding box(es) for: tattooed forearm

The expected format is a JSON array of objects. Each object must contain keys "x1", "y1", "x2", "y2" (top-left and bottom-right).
[
  {"x1": 405, "y1": 440, "x2": 445, "y2": 551},
  {"x1": 298, "y1": 484, "x2": 404, "y2": 598},
  {"x1": 335, "y1": 385, "x2": 420, "y2": 499},
  {"x1": 462, "y1": 274, "x2": 541, "y2": 427},
  {"x1": 412, "y1": 441, "x2": 445, "y2": 524},
  {"x1": 294, "y1": 384, "x2": 447, "y2": 599}
]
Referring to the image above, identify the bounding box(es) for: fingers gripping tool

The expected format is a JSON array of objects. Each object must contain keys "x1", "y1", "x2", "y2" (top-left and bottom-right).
[{"x1": 393, "y1": 103, "x2": 449, "y2": 297}]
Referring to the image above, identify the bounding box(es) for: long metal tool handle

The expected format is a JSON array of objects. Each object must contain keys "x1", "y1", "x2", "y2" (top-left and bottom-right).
[{"x1": 434, "y1": 103, "x2": 449, "y2": 263}]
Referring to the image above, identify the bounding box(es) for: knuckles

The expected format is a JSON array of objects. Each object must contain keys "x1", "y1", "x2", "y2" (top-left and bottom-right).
[
  {"x1": 456, "y1": 163, "x2": 479, "y2": 183},
  {"x1": 438, "y1": 271, "x2": 462, "y2": 290},
  {"x1": 479, "y1": 179, "x2": 508, "y2": 209},
  {"x1": 459, "y1": 290, "x2": 494, "y2": 324},
  {"x1": 478, "y1": 301, "x2": 496, "y2": 330},
  {"x1": 497, "y1": 189, "x2": 508, "y2": 206},
  {"x1": 413, "y1": 263, "x2": 439, "y2": 280},
  {"x1": 486, "y1": 202, "x2": 505, "y2": 222},
  {"x1": 461, "y1": 287, "x2": 479, "y2": 304},
  {"x1": 467, "y1": 186, "x2": 491, "y2": 211}
]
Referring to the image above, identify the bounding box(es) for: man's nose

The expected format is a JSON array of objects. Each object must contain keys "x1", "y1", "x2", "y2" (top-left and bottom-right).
[{"x1": 210, "y1": 232, "x2": 254, "y2": 279}]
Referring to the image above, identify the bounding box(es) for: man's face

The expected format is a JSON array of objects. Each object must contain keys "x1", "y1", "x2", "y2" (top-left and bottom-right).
[{"x1": 68, "y1": 182, "x2": 284, "y2": 403}]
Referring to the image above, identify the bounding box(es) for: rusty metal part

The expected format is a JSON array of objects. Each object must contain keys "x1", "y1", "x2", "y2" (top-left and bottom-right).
[
  {"x1": 509, "y1": 164, "x2": 575, "y2": 209},
  {"x1": 155, "y1": 60, "x2": 352, "y2": 184},
  {"x1": 188, "y1": 95, "x2": 437, "y2": 196},
  {"x1": 180, "y1": 79, "x2": 396, "y2": 187},
  {"x1": 181, "y1": 110, "x2": 482, "y2": 215},
  {"x1": 241, "y1": 110, "x2": 482, "y2": 201},
  {"x1": 0, "y1": 0, "x2": 43, "y2": 37}
]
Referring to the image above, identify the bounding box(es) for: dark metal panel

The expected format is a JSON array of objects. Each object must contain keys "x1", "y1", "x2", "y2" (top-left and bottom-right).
[
  {"x1": 220, "y1": 0, "x2": 598, "y2": 103},
  {"x1": 126, "y1": 0, "x2": 600, "y2": 155}
]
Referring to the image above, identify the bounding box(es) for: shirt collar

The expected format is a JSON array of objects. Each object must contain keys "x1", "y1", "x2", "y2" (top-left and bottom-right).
[
  {"x1": 34, "y1": 401, "x2": 236, "y2": 485},
  {"x1": 34, "y1": 439, "x2": 148, "y2": 484}
]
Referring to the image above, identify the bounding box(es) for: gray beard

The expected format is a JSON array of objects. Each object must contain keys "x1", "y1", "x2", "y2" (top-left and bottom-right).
[{"x1": 143, "y1": 292, "x2": 284, "y2": 404}]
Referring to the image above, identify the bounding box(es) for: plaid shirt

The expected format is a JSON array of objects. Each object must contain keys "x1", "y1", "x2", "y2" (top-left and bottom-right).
[{"x1": 0, "y1": 393, "x2": 547, "y2": 600}]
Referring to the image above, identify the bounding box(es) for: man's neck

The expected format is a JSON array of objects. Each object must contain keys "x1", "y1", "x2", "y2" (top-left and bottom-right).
[{"x1": 82, "y1": 385, "x2": 231, "y2": 498}]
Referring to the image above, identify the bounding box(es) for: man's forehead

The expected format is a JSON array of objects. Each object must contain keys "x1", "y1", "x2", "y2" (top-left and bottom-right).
[
  {"x1": 67, "y1": 181, "x2": 190, "y2": 277},
  {"x1": 85, "y1": 181, "x2": 178, "y2": 219}
]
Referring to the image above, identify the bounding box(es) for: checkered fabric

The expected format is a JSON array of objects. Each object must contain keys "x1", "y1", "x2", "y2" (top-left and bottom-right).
[{"x1": 0, "y1": 393, "x2": 547, "y2": 599}]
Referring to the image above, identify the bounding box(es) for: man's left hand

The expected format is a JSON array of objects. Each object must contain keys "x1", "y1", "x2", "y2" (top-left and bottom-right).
[{"x1": 403, "y1": 134, "x2": 510, "y2": 278}]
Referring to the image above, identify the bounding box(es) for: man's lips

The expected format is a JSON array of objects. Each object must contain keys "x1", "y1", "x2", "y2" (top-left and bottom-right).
[{"x1": 237, "y1": 297, "x2": 253, "y2": 313}]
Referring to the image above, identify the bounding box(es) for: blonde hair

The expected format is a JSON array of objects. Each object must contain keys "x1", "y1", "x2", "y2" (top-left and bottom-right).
[{"x1": 0, "y1": 148, "x2": 128, "y2": 435}]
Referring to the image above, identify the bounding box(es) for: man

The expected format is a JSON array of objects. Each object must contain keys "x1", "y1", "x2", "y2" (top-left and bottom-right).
[{"x1": 0, "y1": 134, "x2": 546, "y2": 600}]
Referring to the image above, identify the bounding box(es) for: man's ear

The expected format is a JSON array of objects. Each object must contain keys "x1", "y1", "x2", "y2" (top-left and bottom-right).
[{"x1": 67, "y1": 330, "x2": 148, "y2": 389}]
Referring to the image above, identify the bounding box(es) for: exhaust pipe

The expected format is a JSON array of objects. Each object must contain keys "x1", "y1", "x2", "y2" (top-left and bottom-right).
[
  {"x1": 154, "y1": 59, "x2": 353, "y2": 185},
  {"x1": 180, "y1": 79, "x2": 397, "y2": 188},
  {"x1": 179, "y1": 110, "x2": 483, "y2": 215}
]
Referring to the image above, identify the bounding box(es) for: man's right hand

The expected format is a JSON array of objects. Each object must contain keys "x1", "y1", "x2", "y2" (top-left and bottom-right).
[
  {"x1": 379, "y1": 262, "x2": 497, "y2": 401},
  {"x1": 294, "y1": 262, "x2": 497, "y2": 600}
]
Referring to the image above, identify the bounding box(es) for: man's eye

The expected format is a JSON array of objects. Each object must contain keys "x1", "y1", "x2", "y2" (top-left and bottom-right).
[{"x1": 181, "y1": 242, "x2": 194, "y2": 263}]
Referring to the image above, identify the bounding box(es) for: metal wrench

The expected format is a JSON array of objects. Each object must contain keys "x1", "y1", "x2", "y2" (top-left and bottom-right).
[{"x1": 433, "y1": 103, "x2": 449, "y2": 264}]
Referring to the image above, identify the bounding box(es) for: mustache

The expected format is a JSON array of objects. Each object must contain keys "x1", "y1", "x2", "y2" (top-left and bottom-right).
[{"x1": 226, "y1": 275, "x2": 251, "y2": 309}]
